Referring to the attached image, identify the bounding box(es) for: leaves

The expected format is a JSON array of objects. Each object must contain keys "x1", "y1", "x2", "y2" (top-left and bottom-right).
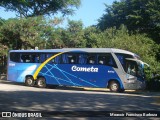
[
  {"x1": 0, "y1": 0, "x2": 81, "y2": 17},
  {"x1": 0, "y1": 16, "x2": 52, "y2": 51},
  {"x1": 97, "y1": 0, "x2": 160, "y2": 43},
  {"x1": 0, "y1": 0, "x2": 160, "y2": 79}
]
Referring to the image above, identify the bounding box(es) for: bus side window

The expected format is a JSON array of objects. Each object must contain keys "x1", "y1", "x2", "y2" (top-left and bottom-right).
[
  {"x1": 20, "y1": 55, "x2": 25, "y2": 62},
  {"x1": 98, "y1": 53, "x2": 117, "y2": 68},
  {"x1": 98, "y1": 55, "x2": 106, "y2": 65},
  {"x1": 78, "y1": 54, "x2": 87, "y2": 64},
  {"x1": 46, "y1": 54, "x2": 55, "y2": 64},
  {"x1": 115, "y1": 53, "x2": 133, "y2": 72},
  {"x1": 34, "y1": 55, "x2": 40, "y2": 63},
  {"x1": 61, "y1": 53, "x2": 77, "y2": 64},
  {"x1": 106, "y1": 54, "x2": 117, "y2": 68},
  {"x1": 10, "y1": 52, "x2": 20, "y2": 62},
  {"x1": 52, "y1": 55, "x2": 61, "y2": 64},
  {"x1": 68, "y1": 55, "x2": 76, "y2": 64},
  {"x1": 87, "y1": 54, "x2": 96, "y2": 64},
  {"x1": 21, "y1": 54, "x2": 30, "y2": 63},
  {"x1": 61, "y1": 54, "x2": 69, "y2": 64},
  {"x1": 39, "y1": 54, "x2": 46, "y2": 63}
]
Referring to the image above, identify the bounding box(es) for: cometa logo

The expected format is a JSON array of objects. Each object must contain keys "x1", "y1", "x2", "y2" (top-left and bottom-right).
[{"x1": 71, "y1": 65, "x2": 98, "y2": 72}]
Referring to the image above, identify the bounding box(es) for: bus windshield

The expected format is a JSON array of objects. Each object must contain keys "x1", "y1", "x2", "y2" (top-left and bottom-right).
[{"x1": 125, "y1": 59, "x2": 145, "y2": 78}]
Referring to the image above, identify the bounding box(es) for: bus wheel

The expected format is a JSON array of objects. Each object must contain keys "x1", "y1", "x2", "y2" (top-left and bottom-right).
[
  {"x1": 36, "y1": 77, "x2": 46, "y2": 88},
  {"x1": 109, "y1": 81, "x2": 120, "y2": 92},
  {"x1": 25, "y1": 76, "x2": 35, "y2": 87}
]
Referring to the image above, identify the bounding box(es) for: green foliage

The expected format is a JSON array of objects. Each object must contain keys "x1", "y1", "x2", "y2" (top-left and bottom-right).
[
  {"x1": 83, "y1": 25, "x2": 160, "y2": 81},
  {"x1": 0, "y1": 0, "x2": 81, "y2": 17},
  {"x1": 0, "y1": 17, "x2": 159, "y2": 83},
  {"x1": 47, "y1": 27, "x2": 65, "y2": 49},
  {"x1": 65, "y1": 20, "x2": 85, "y2": 47},
  {"x1": 0, "y1": 16, "x2": 53, "y2": 53},
  {"x1": 83, "y1": 26, "x2": 100, "y2": 47},
  {"x1": 97, "y1": 0, "x2": 160, "y2": 43},
  {"x1": 0, "y1": 0, "x2": 160, "y2": 91},
  {"x1": 45, "y1": 20, "x2": 86, "y2": 48},
  {"x1": 96, "y1": 0, "x2": 160, "y2": 85}
]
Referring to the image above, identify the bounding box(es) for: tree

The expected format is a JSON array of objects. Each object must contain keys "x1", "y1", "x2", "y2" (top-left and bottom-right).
[
  {"x1": 0, "y1": 0, "x2": 81, "y2": 17},
  {"x1": 47, "y1": 27, "x2": 65, "y2": 49},
  {"x1": 0, "y1": 16, "x2": 53, "y2": 51},
  {"x1": 45, "y1": 20, "x2": 86, "y2": 49},
  {"x1": 83, "y1": 26, "x2": 101, "y2": 48},
  {"x1": 97, "y1": 0, "x2": 160, "y2": 43},
  {"x1": 62, "y1": 20, "x2": 85, "y2": 48}
]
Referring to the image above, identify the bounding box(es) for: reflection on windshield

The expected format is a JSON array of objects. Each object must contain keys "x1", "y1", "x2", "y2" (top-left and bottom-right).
[
  {"x1": 126, "y1": 60, "x2": 144, "y2": 78},
  {"x1": 137, "y1": 62, "x2": 144, "y2": 78},
  {"x1": 126, "y1": 61, "x2": 137, "y2": 76}
]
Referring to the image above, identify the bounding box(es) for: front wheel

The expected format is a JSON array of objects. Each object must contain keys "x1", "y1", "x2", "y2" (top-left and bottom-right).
[
  {"x1": 109, "y1": 81, "x2": 120, "y2": 92},
  {"x1": 25, "y1": 76, "x2": 35, "y2": 87},
  {"x1": 36, "y1": 77, "x2": 46, "y2": 88}
]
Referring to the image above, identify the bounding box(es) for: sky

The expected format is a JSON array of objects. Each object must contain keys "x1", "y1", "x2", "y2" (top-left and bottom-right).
[{"x1": 0, "y1": 0, "x2": 119, "y2": 27}]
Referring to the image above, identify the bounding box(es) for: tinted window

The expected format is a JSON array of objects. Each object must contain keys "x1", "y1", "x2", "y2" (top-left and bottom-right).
[
  {"x1": 87, "y1": 54, "x2": 96, "y2": 64},
  {"x1": 78, "y1": 54, "x2": 87, "y2": 64},
  {"x1": 61, "y1": 53, "x2": 78, "y2": 64},
  {"x1": 78, "y1": 53, "x2": 117, "y2": 67},
  {"x1": 10, "y1": 52, "x2": 118, "y2": 68},
  {"x1": 52, "y1": 54, "x2": 61, "y2": 64},
  {"x1": 10, "y1": 52, "x2": 20, "y2": 62},
  {"x1": 98, "y1": 53, "x2": 117, "y2": 68},
  {"x1": 10, "y1": 52, "x2": 57, "y2": 63},
  {"x1": 115, "y1": 53, "x2": 133, "y2": 72},
  {"x1": 20, "y1": 54, "x2": 39, "y2": 63}
]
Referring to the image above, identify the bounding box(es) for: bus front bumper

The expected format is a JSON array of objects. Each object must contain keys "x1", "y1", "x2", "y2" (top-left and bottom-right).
[{"x1": 123, "y1": 80, "x2": 146, "y2": 90}]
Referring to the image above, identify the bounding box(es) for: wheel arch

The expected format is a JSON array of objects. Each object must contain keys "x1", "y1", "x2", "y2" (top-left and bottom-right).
[
  {"x1": 36, "y1": 75, "x2": 46, "y2": 83},
  {"x1": 37, "y1": 75, "x2": 45, "y2": 79},
  {"x1": 25, "y1": 75, "x2": 34, "y2": 81}
]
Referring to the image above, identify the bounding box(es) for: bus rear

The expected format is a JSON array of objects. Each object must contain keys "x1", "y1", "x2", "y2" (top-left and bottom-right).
[{"x1": 7, "y1": 50, "x2": 40, "y2": 83}]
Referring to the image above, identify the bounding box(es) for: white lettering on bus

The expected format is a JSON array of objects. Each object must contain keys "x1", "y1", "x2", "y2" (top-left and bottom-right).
[
  {"x1": 9, "y1": 63, "x2": 15, "y2": 66},
  {"x1": 71, "y1": 65, "x2": 98, "y2": 72}
]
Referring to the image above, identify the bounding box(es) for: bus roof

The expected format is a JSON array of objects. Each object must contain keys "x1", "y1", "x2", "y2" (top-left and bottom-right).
[
  {"x1": 9, "y1": 49, "x2": 63, "y2": 53},
  {"x1": 9, "y1": 48, "x2": 137, "y2": 56}
]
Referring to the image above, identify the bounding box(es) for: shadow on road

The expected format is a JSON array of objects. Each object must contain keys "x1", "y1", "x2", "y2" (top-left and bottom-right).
[
  {"x1": 0, "y1": 82, "x2": 160, "y2": 110},
  {"x1": 0, "y1": 80, "x2": 160, "y2": 120},
  {"x1": 1, "y1": 79, "x2": 160, "y2": 96}
]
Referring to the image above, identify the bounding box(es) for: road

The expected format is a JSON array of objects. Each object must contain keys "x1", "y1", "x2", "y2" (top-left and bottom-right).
[{"x1": 0, "y1": 79, "x2": 160, "y2": 120}]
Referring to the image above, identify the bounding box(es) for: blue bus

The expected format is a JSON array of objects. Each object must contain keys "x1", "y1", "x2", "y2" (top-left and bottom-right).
[{"x1": 7, "y1": 48, "x2": 149, "y2": 92}]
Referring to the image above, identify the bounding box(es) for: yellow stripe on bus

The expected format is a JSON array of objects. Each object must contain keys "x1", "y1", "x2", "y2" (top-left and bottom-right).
[{"x1": 33, "y1": 52, "x2": 63, "y2": 80}]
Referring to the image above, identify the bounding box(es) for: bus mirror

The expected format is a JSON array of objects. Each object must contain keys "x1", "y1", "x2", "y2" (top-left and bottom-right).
[{"x1": 144, "y1": 63, "x2": 150, "y2": 70}]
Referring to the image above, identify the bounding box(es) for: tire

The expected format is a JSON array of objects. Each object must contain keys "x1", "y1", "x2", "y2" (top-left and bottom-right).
[
  {"x1": 25, "y1": 76, "x2": 35, "y2": 87},
  {"x1": 109, "y1": 81, "x2": 120, "y2": 92},
  {"x1": 36, "y1": 77, "x2": 46, "y2": 88},
  {"x1": 119, "y1": 89, "x2": 125, "y2": 93}
]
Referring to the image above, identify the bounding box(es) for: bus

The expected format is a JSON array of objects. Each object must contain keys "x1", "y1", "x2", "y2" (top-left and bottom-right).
[{"x1": 7, "y1": 48, "x2": 149, "y2": 92}]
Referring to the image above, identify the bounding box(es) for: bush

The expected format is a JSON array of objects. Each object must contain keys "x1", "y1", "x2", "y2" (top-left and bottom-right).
[{"x1": 146, "y1": 74, "x2": 160, "y2": 91}]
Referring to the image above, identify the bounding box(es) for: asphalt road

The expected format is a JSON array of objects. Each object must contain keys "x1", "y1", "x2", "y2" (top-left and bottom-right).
[{"x1": 0, "y1": 79, "x2": 160, "y2": 120}]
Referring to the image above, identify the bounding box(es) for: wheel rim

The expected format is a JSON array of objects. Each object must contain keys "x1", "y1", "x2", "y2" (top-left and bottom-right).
[
  {"x1": 25, "y1": 77, "x2": 35, "y2": 86},
  {"x1": 38, "y1": 80, "x2": 44, "y2": 87},
  {"x1": 110, "y1": 83, "x2": 119, "y2": 91},
  {"x1": 27, "y1": 79, "x2": 33, "y2": 85}
]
